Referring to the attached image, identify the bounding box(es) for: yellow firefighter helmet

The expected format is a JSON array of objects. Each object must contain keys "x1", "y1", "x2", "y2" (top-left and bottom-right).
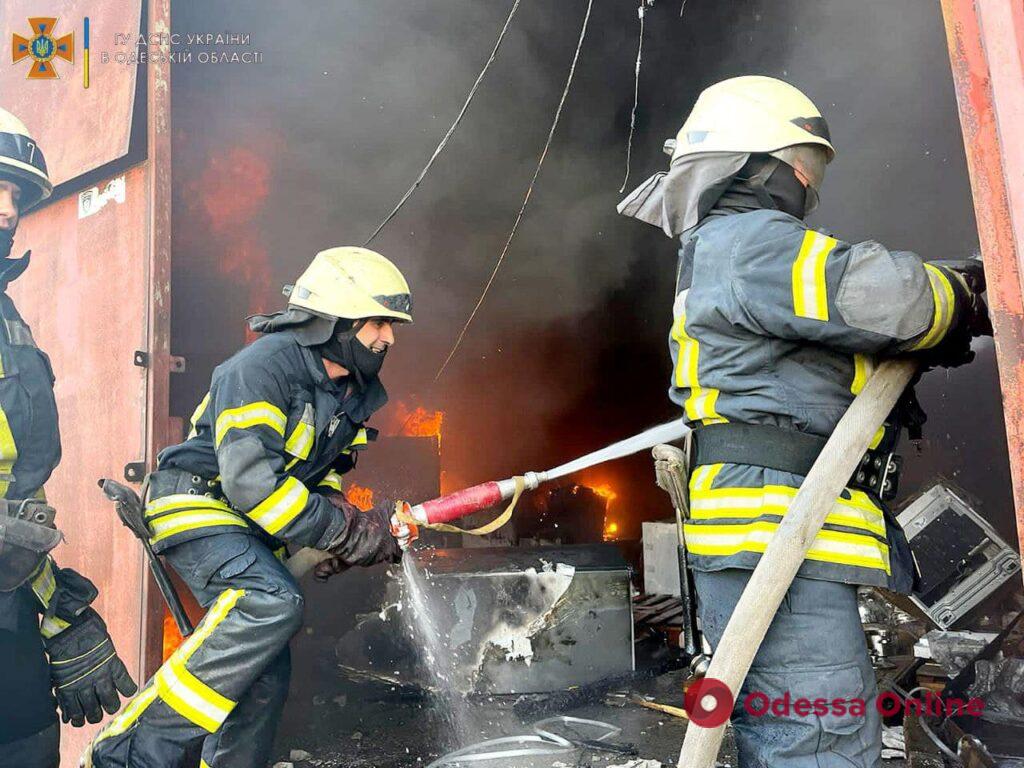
[
  {"x1": 666, "y1": 76, "x2": 834, "y2": 191},
  {"x1": 0, "y1": 107, "x2": 52, "y2": 212},
  {"x1": 288, "y1": 247, "x2": 413, "y2": 324}
]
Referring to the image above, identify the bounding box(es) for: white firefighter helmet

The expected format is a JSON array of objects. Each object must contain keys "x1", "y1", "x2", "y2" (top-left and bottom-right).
[
  {"x1": 288, "y1": 247, "x2": 413, "y2": 324},
  {"x1": 0, "y1": 108, "x2": 52, "y2": 212},
  {"x1": 666, "y1": 75, "x2": 834, "y2": 190},
  {"x1": 619, "y1": 76, "x2": 834, "y2": 236}
]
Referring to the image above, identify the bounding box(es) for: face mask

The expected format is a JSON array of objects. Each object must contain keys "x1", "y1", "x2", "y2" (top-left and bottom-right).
[
  {"x1": 739, "y1": 156, "x2": 814, "y2": 220},
  {"x1": 319, "y1": 321, "x2": 387, "y2": 390},
  {"x1": 0, "y1": 228, "x2": 30, "y2": 290},
  {"x1": 0, "y1": 228, "x2": 13, "y2": 261}
]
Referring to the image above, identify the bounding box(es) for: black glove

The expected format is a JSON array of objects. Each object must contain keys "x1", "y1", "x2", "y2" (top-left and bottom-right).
[
  {"x1": 322, "y1": 493, "x2": 402, "y2": 568},
  {"x1": 917, "y1": 260, "x2": 992, "y2": 369},
  {"x1": 943, "y1": 259, "x2": 993, "y2": 337},
  {"x1": 45, "y1": 608, "x2": 138, "y2": 726}
]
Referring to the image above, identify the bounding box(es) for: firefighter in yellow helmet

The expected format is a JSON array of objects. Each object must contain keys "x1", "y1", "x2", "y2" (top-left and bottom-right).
[
  {"x1": 0, "y1": 107, "x2": 136, "y2": 767},
  {"x1": 620, "y1": 77, "x2": 990, "y2": 767},
  {"x1": 85, "y1": 247, "x2": 412, "y2": 767}
]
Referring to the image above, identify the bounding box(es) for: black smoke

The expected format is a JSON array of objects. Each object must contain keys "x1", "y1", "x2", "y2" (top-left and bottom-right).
[{"x1": 170, "y1": 0, "x2": 1013, "y2": 542}]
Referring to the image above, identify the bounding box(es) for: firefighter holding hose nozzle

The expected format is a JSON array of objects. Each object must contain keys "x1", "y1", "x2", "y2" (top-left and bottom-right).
[
  {"x1": 84, "y1": 247, "x2": 412, "y2": 767},
  {"x1": 0, "y1": 107, "x2": 137, "y2": 768},
  {"x1": 620, "y1": 77, "x2": 991, "y2": 767}
]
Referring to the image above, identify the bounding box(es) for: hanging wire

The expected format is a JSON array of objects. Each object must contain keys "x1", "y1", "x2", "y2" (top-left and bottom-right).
[
  {"x1": 434, "y1": 0, "x2": 596, "y2": 381},
  {"x1": 363, "y1": 0, "x2": 523, "y2": 247},
  {"x1": 618, "y1": 2, "x2": 646, "y2": 194}
]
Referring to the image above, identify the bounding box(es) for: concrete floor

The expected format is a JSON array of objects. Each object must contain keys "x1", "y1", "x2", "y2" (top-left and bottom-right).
[
  {"x1": 272, "y1": 668, "x2": 722, "y2": 767},
  {"x1": 271, "y1": 665, "x2": 915, "y2": 768}
]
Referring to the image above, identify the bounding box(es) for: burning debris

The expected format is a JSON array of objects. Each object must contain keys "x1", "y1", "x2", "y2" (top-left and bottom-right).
[
  {"x1": 386, "y1": 403, "x2": 444, "y2": 444},
  {"x1": 345, "y1": 484, "x2": 375, "y2": 512}
]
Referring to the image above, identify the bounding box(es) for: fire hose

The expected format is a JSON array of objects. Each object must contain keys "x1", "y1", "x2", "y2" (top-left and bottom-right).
[
  {"x1": 286, "y1": 419, "x2": 692, "y2": 578},
  {"x1": 676, "y1": 358, "x2": 916, "y2": 768}
]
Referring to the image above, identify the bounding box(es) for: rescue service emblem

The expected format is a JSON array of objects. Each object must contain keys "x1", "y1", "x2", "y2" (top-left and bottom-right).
[{"x1": 11, "y1": 17, "x2": 74, "y2": 79}]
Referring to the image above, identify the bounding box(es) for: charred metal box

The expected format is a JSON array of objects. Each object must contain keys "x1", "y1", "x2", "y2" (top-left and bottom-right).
[
  {"x1": 896, "y1": 484, "x2": 1020, "y2": 629},
  {"x1": 409, "y1": 544, "x2": 634, "y2": 694}
]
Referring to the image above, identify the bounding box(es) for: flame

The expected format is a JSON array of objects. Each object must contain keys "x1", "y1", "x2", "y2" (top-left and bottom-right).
[
  {"x1": 162, "y1": 610, "x2": 184, "y2": 662},
  {"x1": 188, "y1": 145, "x2": 275, "y2": 343},
  {"x1": 579, "y1": 480, "x2": 620, "y2": 540},
  {"x1": 383, "y1": 402, "x2": 444, "y2": 449},
  {"x1": 346, "y1": 484, "x2": 375, "y2": 512}
]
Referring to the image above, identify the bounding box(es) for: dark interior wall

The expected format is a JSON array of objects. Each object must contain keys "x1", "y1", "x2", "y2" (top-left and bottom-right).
[{"x1": 169, "y1": 0, "x2": 1014, "y2": 543}]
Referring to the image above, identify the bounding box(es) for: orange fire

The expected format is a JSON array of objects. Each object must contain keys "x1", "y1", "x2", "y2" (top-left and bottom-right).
[
  {"x1": 579, "y1": 481, "x2": 621, "y2": 540},
  {"x1": 392, "y1": 403, "x2": 443, "y2": 439},
  {"x1": 162, "y1": 610, "x2": 184, "y2": 662},
  {"x1": 591, "y1": 483, "x2": 618, "y2": 504},
  {"x1": 382, "y1": 402, "x2": 444, "y2": 451},
  {"x1": 346, "y1": 484, "x2": 375, "y2": 512}
]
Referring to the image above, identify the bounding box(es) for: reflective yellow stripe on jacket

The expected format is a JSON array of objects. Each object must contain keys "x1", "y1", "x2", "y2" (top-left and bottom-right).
[
  {"x1": 0, "y1": 404, "x2": 18, "y2": 497},
  {"x1": 144, "y1": 494, "x2": 247, "y2": 545},
  {"x1": 214, "y1": 401, "x2": 286, "y2": 447},
  {"x1": 909, "y1": 264, "x2": 957, "y2": 351},
  {"x1": 683, "y1": 477, "x2": 891, "y2": 574},
  {"x1": 30, "y1": 558, "x2": 72, "y2": 638},
  {"x1": 671, "y1": 311, "x2": 726, "y2": 426},
  {"x1": 319, "y1": 470, "x2": 344, "y2": 492},
  {"x1": 791, "y1": 230, "x2": 838, "y2": 322},
  {"x1": 247, "y1": 476, "x2": 309, "y2": 536},
  {"x1": 341, "y1": 427, "x2": 369, "y2": 455},
  {"x1": 188, "y1": 393, "x2": 210, "y2": 439}
]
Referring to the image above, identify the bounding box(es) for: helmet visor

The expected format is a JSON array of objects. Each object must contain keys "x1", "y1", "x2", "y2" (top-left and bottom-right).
[
  {"x1": 772, "y1": 145, "x2": 828, "y2": 193},
  {"x1": 374, "y1": 292, "x2": 412, "y2": 318}
]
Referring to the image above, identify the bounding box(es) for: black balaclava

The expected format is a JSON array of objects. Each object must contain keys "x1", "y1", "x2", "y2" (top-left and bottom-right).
[
  {"x1": 318, "y1": 319, "x2": 386, "y2": 391},
  {"x1": 0, "y1": 226, "x2": 30, "y2": 290},
  {"x1": 712, "y1": 155, "x2": 813, "y2": 220},
  {"x1": 0, "y1": 227, "x2": 13, "y2": 260}
]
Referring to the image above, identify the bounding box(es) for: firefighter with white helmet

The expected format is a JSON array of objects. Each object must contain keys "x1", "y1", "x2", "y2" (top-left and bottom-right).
[
  {"x1": 621, "y1": 77, "x2": 990, "y2": 766},
  {"x1": 0, "y1": 107, "x2": 136, "y2": 767},
  {"x1": 85, "y1": 247, "x2": 411, "y2": 767}
]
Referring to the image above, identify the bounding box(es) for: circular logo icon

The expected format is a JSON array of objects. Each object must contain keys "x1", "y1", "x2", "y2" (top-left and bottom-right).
[
  {"x1": 684, "y1": 677, "x2": 734, "y2": 727},
  {"x1": 31, "y1": 35, "x2": 55, "y2": 61}
]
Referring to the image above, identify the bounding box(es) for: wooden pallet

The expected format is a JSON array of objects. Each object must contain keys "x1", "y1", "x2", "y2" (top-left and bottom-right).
[{"x1": 634, "y1": 592, "x2": 685, "y2": 646}]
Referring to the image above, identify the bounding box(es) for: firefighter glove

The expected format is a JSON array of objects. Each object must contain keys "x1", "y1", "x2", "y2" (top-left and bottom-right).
[
  {"x1": 918, "y1": 260, "x2": 992, "y2": 369},
  {"x1": 45, "y1": 608, "x2": 137, "y2": 726},
  {"x1": 322, "y1": 493, "x2": 402, "y2": 568}
]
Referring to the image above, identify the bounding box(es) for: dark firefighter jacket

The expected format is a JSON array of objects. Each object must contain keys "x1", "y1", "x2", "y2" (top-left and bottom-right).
[
  {"x1": 152, "y1": 329, "x2": 386, "y2": 554},
  {"x1": 0, "y1": 278, "x2": 93, "y2": 743}
]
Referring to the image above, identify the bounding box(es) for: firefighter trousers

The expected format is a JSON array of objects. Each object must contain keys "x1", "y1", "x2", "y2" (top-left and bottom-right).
[
  {"x1": 0, "y1": 723, "x2": 59, "y2": 768},
  {"x1": 694, "y1": 568, "x2": 881, "y2": 768},
  {"x1": 86, "y1": 532, "x2": 303, "y2": 768}
]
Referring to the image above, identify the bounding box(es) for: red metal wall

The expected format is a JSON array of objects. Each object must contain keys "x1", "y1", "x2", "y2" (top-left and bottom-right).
[
  {"x1": 2, "y1": 0, "x2": 169, "y2": 763},
  {"x1": 941, "y1": 0, "x2": 1024, "y2": 571}
]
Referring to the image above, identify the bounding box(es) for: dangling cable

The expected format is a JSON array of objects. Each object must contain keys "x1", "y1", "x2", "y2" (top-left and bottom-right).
[
  {"x1": 434, "y1": 0, "x2": 595, "y2": 381},
  {"x1": 618, "y1": 2, "x2": 646, "y2": 194},
  {"x1": 364, "y1": 0, "x2": 523, "y2": 247}
]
